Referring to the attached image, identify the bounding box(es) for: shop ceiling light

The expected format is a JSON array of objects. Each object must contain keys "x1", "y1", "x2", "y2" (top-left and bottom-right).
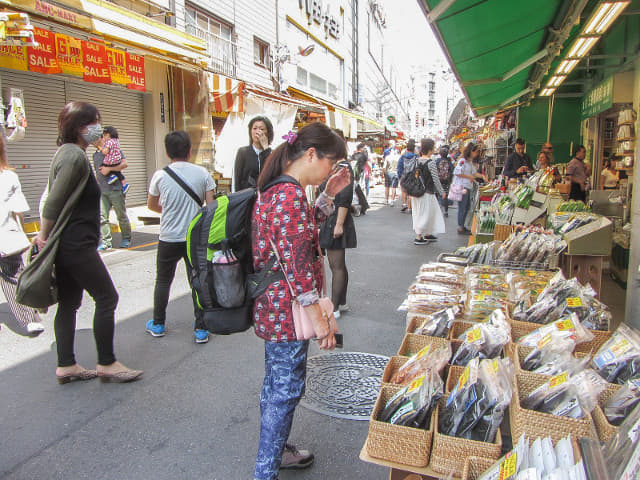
[
  {"x1": 566, "y1": 36, "x2": 599, "y2": 59},
  {"x1": 555, "y1": 59, "x2": 580, "y2": 75},
  {"x1": 540, "y1": 88, "x2": 555, "y2": 97},
  {"x1": 583, "y1": 1, "x2": 630, "y2": 35},
  {"x1": 547, "y1": 75, "x2": 566, "y2": 88}
]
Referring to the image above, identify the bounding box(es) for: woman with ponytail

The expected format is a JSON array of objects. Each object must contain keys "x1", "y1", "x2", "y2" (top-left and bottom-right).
[{"x1": 251, "y1": 122, "x2": 350, "y2": 480}]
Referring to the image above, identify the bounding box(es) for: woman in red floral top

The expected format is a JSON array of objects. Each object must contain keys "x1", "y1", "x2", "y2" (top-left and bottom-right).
[{"x1": 251, "y1": 123, "x2": 350, "y2": 480}]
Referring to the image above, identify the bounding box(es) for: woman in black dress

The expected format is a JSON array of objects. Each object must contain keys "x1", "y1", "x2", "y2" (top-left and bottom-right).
[
  {"x1": 319, "y1": 160, "x2": 356, "y2": 319},
  {"x1": 233, "y1": 116, "x2": 273, "y2": 191}
]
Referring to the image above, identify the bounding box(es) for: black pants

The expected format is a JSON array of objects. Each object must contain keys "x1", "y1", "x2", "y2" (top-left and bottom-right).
[
  {"x1": 569, "y1": 182, "x2": 586, "y2": 202},
  {"x1": 54, "y1": 246, "x2": 118, "y2": 367},
  {"x1": 152, "y1": 240, "x2": 204, "y2": 330}
]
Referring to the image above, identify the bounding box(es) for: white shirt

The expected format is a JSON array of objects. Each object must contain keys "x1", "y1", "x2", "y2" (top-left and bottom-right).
[
  {"x1": 452, "y1": 158, "x2": 477, "y2": 189},
  {"x1": 601, "y1": 168, "x2": 619, "y2": 188},
  {"x1": 149, "y1": 162, "x2": 216, "y2": 242},
  {"x1": 0, "y1": 169, "x2": 30, "y2": 253}
]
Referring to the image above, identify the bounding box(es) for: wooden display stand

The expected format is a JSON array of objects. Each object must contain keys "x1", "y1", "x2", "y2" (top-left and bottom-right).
[{"x1": 560, "y1": 253, "x2": 604, "y2": 297}]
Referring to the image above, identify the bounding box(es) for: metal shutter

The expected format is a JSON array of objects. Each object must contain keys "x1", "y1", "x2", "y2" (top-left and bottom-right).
[
  {"x1": 1, "y1": 69, "x2": 67, "y2": 220},
  {"x1": 66, "y1": 82, "x2": 147, "y2": 206}
]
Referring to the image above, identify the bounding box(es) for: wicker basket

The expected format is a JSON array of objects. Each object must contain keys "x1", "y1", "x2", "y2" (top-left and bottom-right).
[
  {"x1": 448, "y1": 321, "x2": 476, "y2": 341},
  {"x1": 430, "y1": 401, "x2": 503, "y2": 476},
  {"x1": 365, "y1": 385, "x2": 434, "y2": 467},
  {"x1": 397, "y1": 333, "x2": 450, "y2": 357},
  {"x1": 493, "y1": 224, "x2": 514, "y2": 242},
  {"x1": 461, "y1": 456, "x2": 498, "y2": 480},
  {"x1": 445, "y1": 364, "x2": 466, "y2": 393},
  {"x1": 405, "y1": 314, "x2": 455, "y2": 340},
  {"x1": 592, "y1": 382, "x2": 623, "y2": 443},
  {"x1": 381, "y1": 356, "x2": 409, "y2": 386},
  {"x1": 509, "y1": 372, "x2": 598, "y2": 443},
  {"x1": 512, "y1": 344, "x2": 590, "y2": 376},
  {"x1": 510, "y1": 319, "x2": 612, "y2": 355}
]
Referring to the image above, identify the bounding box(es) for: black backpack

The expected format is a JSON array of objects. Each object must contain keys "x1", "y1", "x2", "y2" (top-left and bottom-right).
[
  {"x1": 400, "y1": 160, "x2": 435, "y2": 198},
  {"x1": 185, "y1": 178, "x2": 287, "y2": 334}
]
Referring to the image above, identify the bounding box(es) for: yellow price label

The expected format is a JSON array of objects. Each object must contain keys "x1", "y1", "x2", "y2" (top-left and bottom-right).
[
  {"x1": 472, "y1": 294, "x2": 486, "y2": 301},
  {"x1": 556, "y1": 319, "x2": 575, "y2": 331},
  {"x1": 525, "y1": 270, "x2": 537, "y2": 277},
  {"x1": 492, "y1": 359, "x2": 500, "y2": 372},
  {"x1": 480, "y1": 274, "x2": 491, "y2": 279},
  {"x1": 499, "y1": 452, "x2": 517, "y2": 479},
  {"x1": 611, "y1": 338, "x2": 632, "y2": 356},
  {"x1": 549, "y1": 372, "x2": 568, "y2": 389},
  {"x1": 457, "y1": 366, "x2": 470, "y2": 390},
  {"x1": 538, "y1": 332, "x2": 553, "y2": 349},
  {"x1": 567, "y1": 297, "x2": 583, "y2": 307},
  {"x1": 480, "y1": 290, "x2": 492, "y2": 296},
  {"x1": 467, "y1": 327, "x2": 482, "y2": 343},
  {"x1": 407, "y1": 375, "x2": 425, "y2": 393},
  {"x1": 415, "y1": 345, "x2": 431, "y2": 360}
]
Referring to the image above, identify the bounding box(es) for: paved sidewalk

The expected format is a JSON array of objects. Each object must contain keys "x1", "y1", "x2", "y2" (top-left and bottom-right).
[{"x1": 0, "y1": 185, "x2": 467, "y2": 480}]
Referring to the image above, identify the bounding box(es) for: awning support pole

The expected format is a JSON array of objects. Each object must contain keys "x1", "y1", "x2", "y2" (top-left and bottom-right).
[{"x1": 427, "y1": 0, "x2": 458, "y2": 22}]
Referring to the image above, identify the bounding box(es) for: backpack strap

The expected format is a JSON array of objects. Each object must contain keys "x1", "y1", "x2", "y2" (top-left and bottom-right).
[{"x1": 163, "y1": 166, "x2": 202, "y2": 206}]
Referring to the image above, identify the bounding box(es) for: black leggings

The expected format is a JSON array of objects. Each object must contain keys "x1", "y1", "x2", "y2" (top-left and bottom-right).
[
  {"x1": 326, "y1": 249, "x2": 348, "y2": 308},
  {"x1": 54, "y1": 246, "x2": 119, "y2": 367}
]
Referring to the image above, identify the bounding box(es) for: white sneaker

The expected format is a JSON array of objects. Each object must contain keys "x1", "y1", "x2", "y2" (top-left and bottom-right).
[
  {"x1": 339, "y1": 304, "x2": 350, "y2": 312},
  {"x1": 333, "y1": 310, "x2": 341, "y2": 319},
  {"x1": 27, "y1": 322, "x2": 45, "y2": 336}
]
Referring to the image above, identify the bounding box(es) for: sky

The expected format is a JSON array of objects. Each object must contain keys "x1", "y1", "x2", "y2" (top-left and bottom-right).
[{"x1": 383, "y1": 0, "x2": 448, "y2": 69}]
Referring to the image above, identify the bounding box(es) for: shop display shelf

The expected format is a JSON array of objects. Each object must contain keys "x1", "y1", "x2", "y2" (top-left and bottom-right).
[
  {"x1": 461, "y1": 456, "x2": 499, "y2": 480},
  {"x1": 509, "y1": 372, "x2": 598, "y2": 444},
  {"x1": 365, "y1": 385, "x2": 435, "y2": 467}
]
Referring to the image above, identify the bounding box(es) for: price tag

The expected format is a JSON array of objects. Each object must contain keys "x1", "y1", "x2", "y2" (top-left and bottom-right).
[
  {"x1": 549, "y1": 372, "x2": 568, "y2": 389},
  {"x1": 467, "y1": 327, "x2": 482, "y2": 343},
  {"x1": 457, "y1": 366, "x2": 470, "y2": 390},
  {"x1": 472, "y1": 294, "x2": 486, "y2": 301},
  {"x1": 415, "y1": 345, "x2": 431, "y2": 360},
  {"x1": 480, "y1": 274, "x2": 491, "y2": 279},
  {"x1": 499, "y1": 451, "x2": 517, "y2": 479},
  {"x1": 480, "y1": 290, "x2": 492, "y2": 296},
  {"x1": 537, "y1": 332, "x2": 553, "y2": 349},
  {"x1": 525, "y1": 270, "x2": 537, "y2": 277},
  {"x1": 556, "y1": 319, "x2": 575, "y2": 331},
  {"x1": 566, "y1": 297, "x2": 583, "y2": 308},
  {"x1": 407, "y1": 375, "x2": 424, "y2": 393},
  {"x1": 491, "y1": 358, "x2": 500, "y2": 372}
]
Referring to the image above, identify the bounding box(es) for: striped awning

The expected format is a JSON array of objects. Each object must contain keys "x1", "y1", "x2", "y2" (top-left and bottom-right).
[{"x1": 208, "y1": 72, "x2": 244, "y2": 113}]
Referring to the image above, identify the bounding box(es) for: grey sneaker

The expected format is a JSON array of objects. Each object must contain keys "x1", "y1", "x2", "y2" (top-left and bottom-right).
[{"x1": 280, "y1": 443, "x2": 314, "y2": 470}]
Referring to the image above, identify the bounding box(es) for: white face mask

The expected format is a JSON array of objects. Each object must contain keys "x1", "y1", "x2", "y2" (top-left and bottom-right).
[{"x1": 82, "y1": 123, "x2": 102, "y2": 144}]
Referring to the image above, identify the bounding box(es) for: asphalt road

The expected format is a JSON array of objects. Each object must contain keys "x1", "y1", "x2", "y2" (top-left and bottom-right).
[{"x1": 0, "y1": 185, "x2": 468, "y2": 480}]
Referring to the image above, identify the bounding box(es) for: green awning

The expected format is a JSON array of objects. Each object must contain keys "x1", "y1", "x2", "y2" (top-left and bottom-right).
[{"x1": 419, "y1": 0, "x2": 565, "y2": 117}]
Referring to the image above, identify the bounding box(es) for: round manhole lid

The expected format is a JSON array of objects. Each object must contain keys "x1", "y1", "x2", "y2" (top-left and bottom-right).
[{"x1": 300, "y1": 351, "x2": 389, "y2": 421}]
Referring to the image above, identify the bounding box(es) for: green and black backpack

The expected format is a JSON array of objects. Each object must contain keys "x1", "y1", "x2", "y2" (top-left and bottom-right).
[{"x1": 185, "y1": 179, "x2": 288, "y2": 334}]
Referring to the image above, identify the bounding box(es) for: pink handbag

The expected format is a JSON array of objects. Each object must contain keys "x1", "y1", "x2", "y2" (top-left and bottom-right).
[{"x1": 268, "y1": 237, "x2": 334, "y2": 340}]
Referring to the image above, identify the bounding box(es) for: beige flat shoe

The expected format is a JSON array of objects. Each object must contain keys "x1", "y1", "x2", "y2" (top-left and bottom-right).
[
  {"x1": 57, "y1": 369, "x2": 98, "y2": 385},
  {"x1": 98, "y1": 369, "x2": 143, "y2": 383}
]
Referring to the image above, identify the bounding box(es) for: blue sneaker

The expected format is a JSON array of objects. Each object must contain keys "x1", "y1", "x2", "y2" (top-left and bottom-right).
[
  {"x1": 194, "y1": 329, "x2": 209, "y2": 344},
  {"x1": 120, "y1": 239, "x2": 131, "y2": 249},
  {"x1": 97, "y1": 243, "x2": 112, "y2": 252},
  {"x1": 122, "y1": 183, "x2": 131, "y2": 195},
  {"x1": 145, "y1": 319, "x2": 165, "y2": 337},
  {"x1": 107, "y1": 174, "x2": 119, "y2": 185}
]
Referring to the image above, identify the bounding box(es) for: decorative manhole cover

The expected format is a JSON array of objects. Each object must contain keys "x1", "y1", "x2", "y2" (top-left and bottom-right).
[{"x1": 300, "y1": 352, "x2": 389, "y2": 420}]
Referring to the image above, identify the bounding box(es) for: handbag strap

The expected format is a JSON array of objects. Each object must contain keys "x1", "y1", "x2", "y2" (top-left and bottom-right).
[
  {"x1": 163, "y1": 166, "x2": 202, "y2": 206},
  {"x1": 267, "y1": 236, "x2": 298, "y2": 298}
]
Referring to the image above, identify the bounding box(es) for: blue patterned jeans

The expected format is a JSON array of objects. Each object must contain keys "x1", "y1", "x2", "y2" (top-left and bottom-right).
[{"x1": 254, "y1": 340, "x2": 309, "y2": 480}]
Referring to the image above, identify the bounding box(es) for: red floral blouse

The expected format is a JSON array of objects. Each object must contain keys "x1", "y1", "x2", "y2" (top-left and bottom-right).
[{"x1": 251, "y1": 179, "x2": 325, "y2": 342}]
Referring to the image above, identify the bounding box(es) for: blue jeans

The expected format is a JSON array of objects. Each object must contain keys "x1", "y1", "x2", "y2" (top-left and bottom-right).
[
  {"x1": 458, "y1": 191, "x2": 470, "y2": 228},
  {"x1": 254, "y1": 340, "x2": 309, "y2": 480}
]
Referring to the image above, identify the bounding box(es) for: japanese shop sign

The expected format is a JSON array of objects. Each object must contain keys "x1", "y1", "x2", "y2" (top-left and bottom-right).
[
  {"x1": 55, "y1": 34, "x2": 83, "y2": 77},
  {"x1": 581, "y1": 76, "x2": 613, "y2": 119},
  {"x1": 298, "y1": 0, "x2": 341, "y2": 38},
  {"x1": 28, "y1": 27, "x2": 62, "y2": 74}
]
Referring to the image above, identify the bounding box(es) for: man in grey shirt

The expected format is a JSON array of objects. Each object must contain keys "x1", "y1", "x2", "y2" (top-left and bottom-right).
[{"x1": 93, "y1": 136, "x2": 132, "y2": 250}]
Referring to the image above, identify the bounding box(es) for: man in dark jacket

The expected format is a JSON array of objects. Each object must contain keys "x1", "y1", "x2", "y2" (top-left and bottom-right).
[
  {"x1": 398, "y1": 139, "x2": 418, "y2": 212},
  {"x1": 503, "y1": 137, "x2": 533, "y2": 180},
  {"x1": 233, "y1": 116, "x2": 273, "y2": 191},
  {"x1": 352, "y1": 143, "x2": 367, "y2": 182}
]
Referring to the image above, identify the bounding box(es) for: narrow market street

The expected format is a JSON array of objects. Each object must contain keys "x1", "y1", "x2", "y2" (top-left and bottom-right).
[{"x1": 0, "y1": 184, "x2": 468, "y2": 480}]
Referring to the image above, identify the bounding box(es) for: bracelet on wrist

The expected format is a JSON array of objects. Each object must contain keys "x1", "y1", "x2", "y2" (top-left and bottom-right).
[{"x1": 324, "y1": 192, "x2": 335, "y2": 201}]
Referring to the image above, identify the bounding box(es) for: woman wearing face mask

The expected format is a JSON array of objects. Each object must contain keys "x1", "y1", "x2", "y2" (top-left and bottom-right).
[
  {"x1": 34, "y1": 102, "x2": 142, "y2": 384},
  {"x1": 233, "y1": 116, "x2": 274, "y2": 191}
]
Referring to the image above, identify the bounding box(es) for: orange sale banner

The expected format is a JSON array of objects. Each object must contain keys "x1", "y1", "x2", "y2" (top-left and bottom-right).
[
  {"x1": 126, "y1": 53, "x2": 145, "y2": 92},
  {"x1": 82, "y1": 41, "x2": 111, "y2": 84},
  {"x1": 28, "y1": 27, "x2": 62, "y2": 74},
  {"x1": 0, "y1": 46, "x2": 28, "y2": 71}
]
